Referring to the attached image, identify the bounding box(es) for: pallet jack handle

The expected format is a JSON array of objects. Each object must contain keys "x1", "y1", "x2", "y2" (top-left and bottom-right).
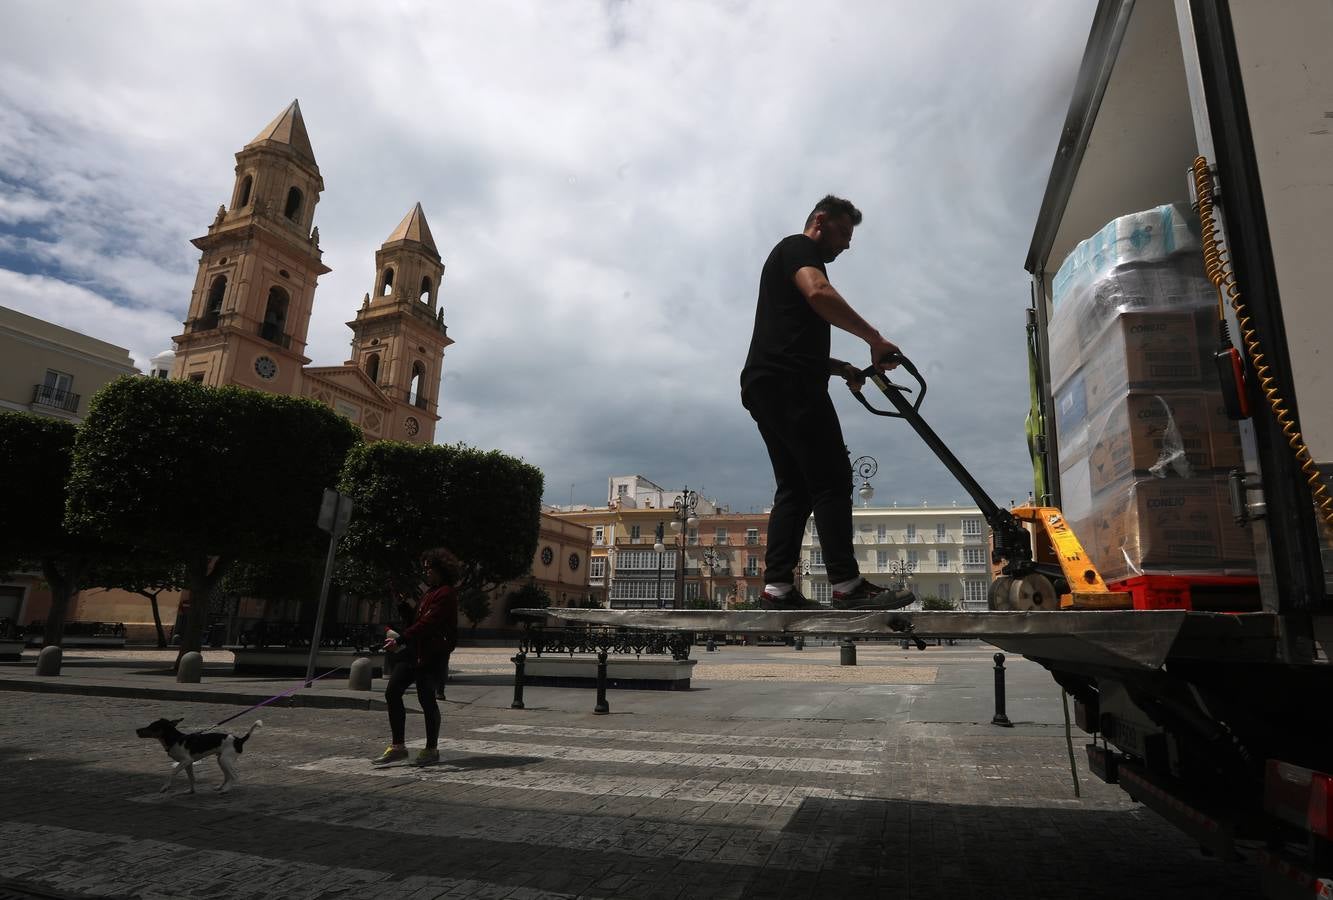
[{"x1": 852, "y1": 352, "x2": 926, "y2": 418}]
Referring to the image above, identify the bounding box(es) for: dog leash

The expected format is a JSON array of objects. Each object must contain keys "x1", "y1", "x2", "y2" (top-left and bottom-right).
[{"x1": 191, "y1": 666, "x2": 344, "y2": 734}]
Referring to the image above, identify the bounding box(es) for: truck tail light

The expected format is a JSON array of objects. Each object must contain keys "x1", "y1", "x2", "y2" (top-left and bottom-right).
[{"x1": 1309, "y1": 772, "x2": 1333, "y2": 840}]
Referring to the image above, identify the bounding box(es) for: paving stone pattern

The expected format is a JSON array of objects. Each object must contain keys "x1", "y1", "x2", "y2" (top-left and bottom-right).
[{"x1": 0, "y1": 650, "x2": 1260, "y2": 899}]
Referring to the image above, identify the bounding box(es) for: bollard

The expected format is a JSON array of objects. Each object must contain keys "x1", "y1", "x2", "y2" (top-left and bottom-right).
[
  {"x1": 511, "y1": 652, "x2": 526, "y2": 710},
  {"x1": 594, "y1": 650, "x2": 610, "y2": 715},
  {"x1": 839, "y1": 638, "x2": 857, "y2": 666},
  {"x1": 347, "y1": 657, "x2": 373, "y2": 691},
  {"x1": 35, "y1": 645, "x2": 62, "y2": 676},
  {"x1": 794, "y1": 636, "x2": 804, "y2": 651},
  {"x1": 991, "y1": 652, "x2": 1014, "y2": 727},
  {"x1": 176, "y1": 650, "x2": 203, "y2": 684}
]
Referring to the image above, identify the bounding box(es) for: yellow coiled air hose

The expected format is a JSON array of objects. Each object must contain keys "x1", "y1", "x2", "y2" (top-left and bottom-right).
[{"x1": 1191, "y1": 155, "x2": 1333, "y2": 541}]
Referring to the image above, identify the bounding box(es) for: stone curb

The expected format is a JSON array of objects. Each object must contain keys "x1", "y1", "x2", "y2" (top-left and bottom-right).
[{"x1": 0, "y1": 676, "x2": 385, "y2": 711}]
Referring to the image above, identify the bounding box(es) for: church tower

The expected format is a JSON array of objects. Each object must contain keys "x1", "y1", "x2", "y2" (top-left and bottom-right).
[
  {"x1": 346, "y1": 203, "x2": 454, "y2": 443},
  {"x1": 171, "y1": 100, "x2": 330, "y2": 394}
]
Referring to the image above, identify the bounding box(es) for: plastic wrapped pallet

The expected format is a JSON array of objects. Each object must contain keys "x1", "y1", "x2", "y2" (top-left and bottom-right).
[{"x1": 1049, "y1": 202, "x2": 1256, "y2": 581}]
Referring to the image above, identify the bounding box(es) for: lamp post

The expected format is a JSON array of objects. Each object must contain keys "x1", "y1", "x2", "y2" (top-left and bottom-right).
[
  {"x1": 889, "y1": 557, "x2": 917, "y2": 590},
  {"x1": 700, "y1": 545, "x2": 722, "y2": 609},
  {"x1": 853, "y1": 455, "x2": 878, "y2": 506},
  {"x1": 655, "y1": 487, "x2": 700, "y2": 610}
]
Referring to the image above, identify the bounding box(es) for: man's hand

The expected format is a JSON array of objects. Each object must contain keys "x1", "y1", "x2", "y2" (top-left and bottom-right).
[
  {"x1": 870, "y1": 335, "x2": 902, "y2": 372},
  {"x1": 837, "y1": 362, "x2": 866, "y2": 393}
]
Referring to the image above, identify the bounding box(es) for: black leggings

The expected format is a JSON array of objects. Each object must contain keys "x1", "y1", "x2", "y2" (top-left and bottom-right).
[{"x1": 385, "y1": 660, "x2": 441, "y2": 749}]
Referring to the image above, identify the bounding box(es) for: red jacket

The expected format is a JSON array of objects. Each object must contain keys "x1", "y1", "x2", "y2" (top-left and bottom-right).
[{"x1": 400, "y1": 584, "x2": 458, "y2": 666}]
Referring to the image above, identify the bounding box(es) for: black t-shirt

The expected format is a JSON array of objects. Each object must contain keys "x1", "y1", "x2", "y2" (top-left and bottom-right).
[{"x1": 740, "y1": 234, "x2": 829, "y2": 394}]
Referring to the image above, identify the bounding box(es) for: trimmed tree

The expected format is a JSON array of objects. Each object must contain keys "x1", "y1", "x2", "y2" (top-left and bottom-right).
[
  {"x1": 458, "y1": 586, "x2": 492, "y2": 630},
  {"x1": 95, "y1": 553, "x2": 186, "y2": 648},
  {"x1": 0, "y1": 410, "x2": 107, "y2": 646},
  {"x1": 65, "y1": 377, "x2": 362, "y2": 658},
  {"x1": 337, "y1": 440, "x2": 544, "y2": 605},
  {"x1": 920, "y1": 595, "x2": 958, "y2": 611}
]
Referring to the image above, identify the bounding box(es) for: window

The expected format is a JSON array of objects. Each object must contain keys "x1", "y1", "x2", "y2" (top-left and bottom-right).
[
  {"x1": 420, "y1": 276, "x2": 432, "y2": 304},
  {"x1": 937, "y1": 550, "x2": 949, "y2": 567},
  {"x1": 685, "y1": 582, "x2": 700, "y2": 601},
  {"x1": 746, "y1": 586, "x2": 759, "y2": 601},
  {"x1": 380, "y1": 268, "x2": 395, "y2": 297},
  {"x1": 188, "y1": 372, "x2": 205, "y2": 383},
  {"x1": 715, "y1": 527, "x2": 728, "y2": 544},
  {"x1": 876, "y1": 550, "x2": 889, "y2": 572},
  {"x1": 746, "y1": 528, "x2": 759, "y2": 545},
  {"x1": 962, "y1": 518, "x2": 982, "y2": 536},
  {"x1": 364, "y1": 353, "x2": 380, "y2": 383},
  {"x1": 810, "y1": 581, "x2": 831, "y2": 603},
  {"x1": 261, "y1": 286, "x2": 289, "y2": 345},
  {"x1": 877, "y1": 524, "x2": 887, "y2": 542},
  {"x1": 236, "y1": 174, "x2": 253, "y2": 208},
  {"x1": 630, "y1": 525, "x2": 641, "y2": 539},
  {"x1": 593, "y1": 526, "x2": 604, "y2": 545},
  {"x1": 963, "y1": 547, "x2": 986, "y2": 565},
  {"x1": 206, "y1": 275, "x2": 227, "y2": 314},
  {"x1": 686, "y1": 527, "x2": 698, "y2": 545},
  {"x1": 964, "y1": 580, "x2": 987, "y2": 605},
  {"x1": 937, "y1": 583, "x2": 951, "y2": 601},
  {"x1": 907, "y1": 549, "x2": 919, "y2": 565},
  {"x1": 936, "y1": 523, "x2": 946, "y2": 541},
  {"x1": 409, "y1": 361, "x2": 427, "y2": 408},
  {"x1": 745, "y1": 555, "x2": 759, "y2": 576},
  {"x1": 610, "y1": 581, "x2": 675, "y2": 601},
  {"x1": 906, "y1": 523, "x2": 916, "y2": 542},
  {"x1": 810, "y1": 548, "x2": 825, "y2": 569},
  {"x1": 284, "y1": 186, "x2": 303, "y2": 221},
  {"x1": 44, "y1": 369, "x2": 73, "y2": 396},
  {"x1": 589, "y1": 558, "x2": 605, "y2": 579}
]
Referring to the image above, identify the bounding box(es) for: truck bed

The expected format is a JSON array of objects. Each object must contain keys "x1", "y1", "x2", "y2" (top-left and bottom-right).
[{"x1": 522, "y1": 608, "x2": 1281, "y2": 671}]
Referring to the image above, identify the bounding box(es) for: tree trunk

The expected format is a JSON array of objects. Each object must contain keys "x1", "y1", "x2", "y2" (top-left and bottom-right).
[
  {"x1": 175, "y1": 555, "x2": 231, "y2": 669},
  {"x1": 140, "y1": 590, "x2": 167, "y2": 648},
  {"x1": 40, "y1": 559, "x2": 83, "y2": 647}
]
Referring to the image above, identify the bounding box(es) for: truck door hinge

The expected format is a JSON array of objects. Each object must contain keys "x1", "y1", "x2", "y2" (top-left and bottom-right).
[
  {"x1": 1187, "y1": 164, "x2": 1221, "y2": 207},
  {"x1": 1228, "y1": 469, "x2": 1265, "y2": 526}
]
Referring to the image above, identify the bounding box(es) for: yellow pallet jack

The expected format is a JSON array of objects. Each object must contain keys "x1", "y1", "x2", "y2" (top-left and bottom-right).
[{"x1": 854, "y1": 354, "x2": 1131, "y2": 610}]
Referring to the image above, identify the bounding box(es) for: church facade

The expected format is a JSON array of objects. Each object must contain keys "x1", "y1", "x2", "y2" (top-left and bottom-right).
[{"x1": 170, "y1": 100, "x2": 453, "y2": 443}]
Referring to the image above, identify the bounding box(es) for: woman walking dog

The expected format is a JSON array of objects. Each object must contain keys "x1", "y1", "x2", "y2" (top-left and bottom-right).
[{"x1": 373, "y1": 547, "x2": 459, "y2": 766}]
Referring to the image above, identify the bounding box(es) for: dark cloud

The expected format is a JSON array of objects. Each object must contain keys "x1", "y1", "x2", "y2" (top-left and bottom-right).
[{"x1": 0, "y1": 0, "x2": 1097, "y2": 512}]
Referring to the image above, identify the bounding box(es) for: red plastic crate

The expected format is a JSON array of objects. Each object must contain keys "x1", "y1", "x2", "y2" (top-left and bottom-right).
[{"x1": 1108, "y1": 574, "x2": 1261, "y2": 611}]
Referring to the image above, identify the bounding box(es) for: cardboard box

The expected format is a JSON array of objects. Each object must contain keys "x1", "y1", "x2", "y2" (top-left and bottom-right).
[
  {"x1": 1088, "y1": 478, "x2": 1222, "y2": 582},
  {"x1": 1087, "y1": 392, "x2": 1218, "y2": 494},
  {"x1": 1081, "y1": 311, "x2": 1204, "y2": 410}
]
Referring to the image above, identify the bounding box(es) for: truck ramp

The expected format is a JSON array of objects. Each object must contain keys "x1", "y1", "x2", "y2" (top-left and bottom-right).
[{"x1": 520, "y1": 609, "x2": 1280, "y2": 671}]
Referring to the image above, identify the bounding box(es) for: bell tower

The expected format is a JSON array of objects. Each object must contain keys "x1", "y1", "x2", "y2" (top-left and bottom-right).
[
  {"x1": 346, "y1": 203, "x2": 454, "y2": 443},
  {"x1": 171, "y1": 100, "x2": 330, "y2": 394}
]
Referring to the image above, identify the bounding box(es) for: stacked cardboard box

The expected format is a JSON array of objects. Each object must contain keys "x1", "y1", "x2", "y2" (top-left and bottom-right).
[{"x1": 1050, "y1": 203, "x2": 1255, "y2": 583}]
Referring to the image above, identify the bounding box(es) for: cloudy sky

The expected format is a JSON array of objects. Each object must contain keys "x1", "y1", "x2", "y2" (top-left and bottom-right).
[{"x1": 0, "y1": 0, "x2": 1095, "y2": 514}]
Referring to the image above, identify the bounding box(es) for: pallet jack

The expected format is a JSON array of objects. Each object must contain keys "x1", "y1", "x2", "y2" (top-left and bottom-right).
[{"x1": 854, "y1": 354, "x2": 1131, "y2": 610}]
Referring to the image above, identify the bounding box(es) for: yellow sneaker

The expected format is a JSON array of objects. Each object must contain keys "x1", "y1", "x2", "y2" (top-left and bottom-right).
[
  {"x1": 413, "y1": 748, "x2": 440, "y2": 767},
  {"x1": 372, "y1": 745, "x2": 408, "y2": 765}
]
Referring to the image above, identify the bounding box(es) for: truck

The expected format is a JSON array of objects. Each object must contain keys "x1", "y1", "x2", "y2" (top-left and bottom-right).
[{"x1": 538, "y1": 2, "x2": 1333, "y2": 895}]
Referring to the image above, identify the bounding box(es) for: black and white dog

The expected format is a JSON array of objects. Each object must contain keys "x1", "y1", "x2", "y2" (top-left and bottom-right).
[{"x1": 135, "y1": 717, "x2": 262, "y2": 794}]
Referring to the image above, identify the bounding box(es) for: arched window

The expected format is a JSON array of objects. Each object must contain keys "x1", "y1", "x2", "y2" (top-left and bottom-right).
[
  {"x1": 237, "y1": 174, "x2": 253, "y2": 209},
  {"x1": 409, "y1": 361, "x2": 427, "y2": 409},
  {"x1": 284, "y1": 187, "x2": 303, "y2": 221},
  {"x1": 365, "y1": 353, "x2": 380, "y2": 383},
  {"x1": 206, "y1": 275, "x2": 227, "y2": 314},
  {"x1": 380, "y1": 268, "x2": 395, "y2": 297},
  {"x1": 419, "y1": 276, "x2": 432, "y2": 304},
  {"x1": 261, "y1": 286, "x2": 289, "y2": 345}
]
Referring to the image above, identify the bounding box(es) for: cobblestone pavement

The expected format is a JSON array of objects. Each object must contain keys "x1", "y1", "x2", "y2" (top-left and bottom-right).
[{"x1": 0, "y1": 649, "x2": 1259, "y2": 899}]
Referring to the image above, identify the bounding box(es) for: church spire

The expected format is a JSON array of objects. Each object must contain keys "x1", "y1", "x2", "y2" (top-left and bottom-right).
[
  {"x1": 245, "y1": 99, "x2": 316, "y2": 166},
  {"x1": 384, "y1": 202, "x2": 438, "y2": 253}
]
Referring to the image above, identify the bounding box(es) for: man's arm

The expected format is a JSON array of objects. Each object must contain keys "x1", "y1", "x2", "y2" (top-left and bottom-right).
[{"x1": 794, "y1": 267, "x2": 900, "y2": 369}]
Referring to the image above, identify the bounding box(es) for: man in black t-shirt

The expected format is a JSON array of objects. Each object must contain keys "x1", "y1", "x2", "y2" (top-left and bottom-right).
[{"x1": 741, "y1": 195, "x2": 916, "y2": 611}]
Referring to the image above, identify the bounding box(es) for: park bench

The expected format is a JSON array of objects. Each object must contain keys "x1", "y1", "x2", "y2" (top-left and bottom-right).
[
  {"x1": 23, "y1": 620, "x2": 126, "y2": 649},
  {"x1": 511, "y1": 623, "x2": 697, "y2": 691}
]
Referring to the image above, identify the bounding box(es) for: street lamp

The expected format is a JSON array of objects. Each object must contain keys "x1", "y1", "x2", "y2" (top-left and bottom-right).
[
  {"x1": 889, "y1": 557, "x2": 917, "y2": 589},
  {"x1": 654, "y1": 487, "x2": 700, "y2": 610},
  {"x1": 699, "y1": 545, "x2": 722, "y2": 608},
  {"x1": 853, "y1": 455, "x2": 878, "y2": 506}
]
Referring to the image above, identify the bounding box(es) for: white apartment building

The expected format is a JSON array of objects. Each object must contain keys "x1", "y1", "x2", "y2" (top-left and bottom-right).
[{"x1": 799, "y1": 504, "x2": 993, "y2": 611}]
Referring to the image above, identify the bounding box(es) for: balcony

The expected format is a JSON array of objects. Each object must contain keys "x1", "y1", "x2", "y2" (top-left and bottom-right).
[
  {"x1": 187, "y1": 312, "x2": 220, "y2": 332},
  {"x1": 258, "y1": 322, "x2": 291, "y2": 349},
  {"x1": 31, "y1": 384, "x2": 79, "y2": 414}
]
